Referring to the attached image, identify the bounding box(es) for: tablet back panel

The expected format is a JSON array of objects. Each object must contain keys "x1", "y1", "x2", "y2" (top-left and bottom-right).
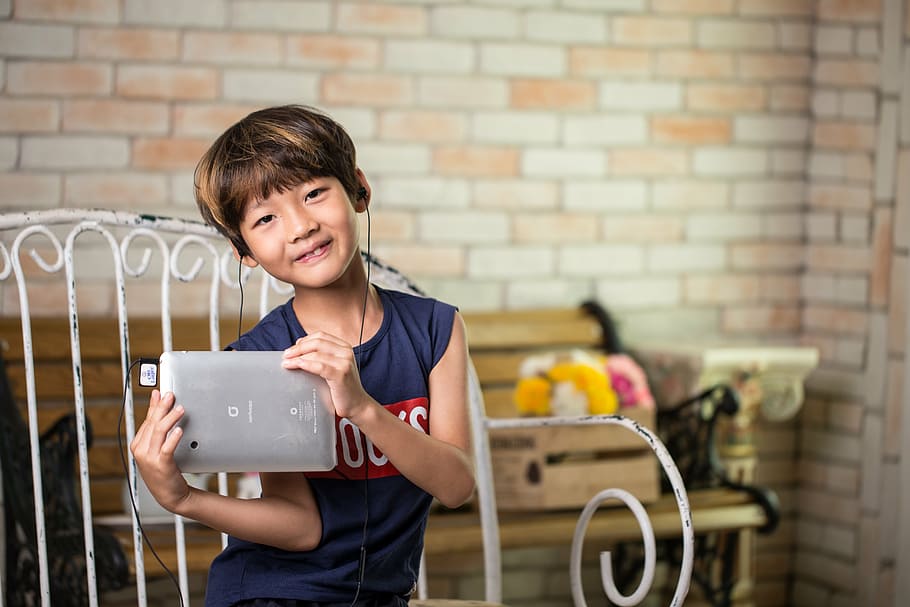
[{"x1": 159, "y1": 351, "x2": 337, "y2": 473}]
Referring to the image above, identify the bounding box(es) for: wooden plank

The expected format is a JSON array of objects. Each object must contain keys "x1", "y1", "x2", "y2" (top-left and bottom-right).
[
  {"x1": 462, "y1": 309, "x2": 601, "y2": 350},
  {"x1": 102, "y1": 487, "x2": 767, "y2": 577}
]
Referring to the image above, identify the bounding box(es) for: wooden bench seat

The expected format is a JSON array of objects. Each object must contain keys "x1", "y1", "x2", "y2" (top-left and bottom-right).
[{"x1": 1, "y1": 308, "x2": 771, "y2": 605}]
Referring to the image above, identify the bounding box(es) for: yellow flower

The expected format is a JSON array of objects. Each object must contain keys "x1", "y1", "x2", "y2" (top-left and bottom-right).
[{"x1": 514, "y1": 376, "x2": 552, "y2": 416}]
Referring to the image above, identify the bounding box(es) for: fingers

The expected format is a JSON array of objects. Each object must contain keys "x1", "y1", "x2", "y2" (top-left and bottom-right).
[
  {"x1": 281, "y1": 333, "x2": 357, "y2": 376},
  {"x1": 131, "y1": 390, "x2": 184, "y2": 456}
]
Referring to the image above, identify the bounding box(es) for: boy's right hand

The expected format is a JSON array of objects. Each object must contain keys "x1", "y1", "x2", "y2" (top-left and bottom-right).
[{"x1": 130, "y1": 390, "x2": 191, "y2": 513}]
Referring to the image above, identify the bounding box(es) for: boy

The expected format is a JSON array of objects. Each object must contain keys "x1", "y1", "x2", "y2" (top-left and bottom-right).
[{"x1": 130, "y1": 105, "x2": 476, "y2": 607}]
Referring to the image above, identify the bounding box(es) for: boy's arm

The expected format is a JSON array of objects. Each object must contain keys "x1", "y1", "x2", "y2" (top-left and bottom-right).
[
  {"x1": 130, "y1": 391, "x2": 322, "y2": 552},
  {"x1": 357, "y1": 311, "x2": 475, "y2": 508},
  {"x1": 287, "y1": 313, "x2": 475, "y2": 507}
]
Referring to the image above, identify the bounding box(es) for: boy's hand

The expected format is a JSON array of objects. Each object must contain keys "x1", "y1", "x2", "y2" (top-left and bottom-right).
[
  {"x1": 281, "y1": 332, "x2": 372, "y2": 422},
  {"x1": 129, "y1": 390, "x2": 191, "y2": 513}
]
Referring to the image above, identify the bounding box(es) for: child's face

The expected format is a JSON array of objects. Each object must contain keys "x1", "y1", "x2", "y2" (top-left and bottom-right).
[{"x1": 236, "y1": 176, "x2": 366, "y2": 289}]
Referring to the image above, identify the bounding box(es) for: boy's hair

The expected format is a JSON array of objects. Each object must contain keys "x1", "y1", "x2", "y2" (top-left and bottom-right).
[{"x1": 194, "y1": 105, "x2": 361, "y2": 257}]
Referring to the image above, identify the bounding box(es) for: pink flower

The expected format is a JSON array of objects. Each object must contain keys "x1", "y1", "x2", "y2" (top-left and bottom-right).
[{"x1": 605, "y1": 354, "x2": 655, "y2": 410}]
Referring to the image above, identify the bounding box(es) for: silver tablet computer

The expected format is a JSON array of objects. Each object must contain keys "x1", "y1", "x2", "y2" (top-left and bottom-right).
[{"x1": 158, "y1": 351, "x2": 337, "y2": 473}]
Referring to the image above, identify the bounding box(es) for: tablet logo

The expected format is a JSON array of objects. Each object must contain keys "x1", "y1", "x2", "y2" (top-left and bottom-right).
[{"x1": 228, "y1": 405, "x2": 239, "y2": 417}]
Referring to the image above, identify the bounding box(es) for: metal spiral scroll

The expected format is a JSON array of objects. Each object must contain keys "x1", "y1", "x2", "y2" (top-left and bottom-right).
[{"x1": 486, "y1": 415, "x2": 694, "y2": 607}]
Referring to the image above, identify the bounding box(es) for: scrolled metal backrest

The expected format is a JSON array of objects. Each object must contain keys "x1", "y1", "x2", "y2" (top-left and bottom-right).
[{"x1": 0, "y1": 209, "x2": 692, "y2": 607}]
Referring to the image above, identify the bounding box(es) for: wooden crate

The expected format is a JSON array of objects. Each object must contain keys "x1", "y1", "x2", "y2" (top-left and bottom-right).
[{"x1": 488, "y1": 406, "x2": 660, "y2": 511}]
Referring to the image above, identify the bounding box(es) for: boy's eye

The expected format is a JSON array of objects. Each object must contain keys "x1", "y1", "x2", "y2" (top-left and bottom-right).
[
  {"x1": 304, "y1": 188, "x2": 324, "y2": 203},
  {"x1": 255, "y1": 214, "x2": 275, "y2": 226}
]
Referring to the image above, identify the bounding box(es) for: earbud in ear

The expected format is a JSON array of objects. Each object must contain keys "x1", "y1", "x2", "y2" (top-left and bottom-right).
[{"x1": 357, "y1": 187, "x2": 367, "y2": 201}]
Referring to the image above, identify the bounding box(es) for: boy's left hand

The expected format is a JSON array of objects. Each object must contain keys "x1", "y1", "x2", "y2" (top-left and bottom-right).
[{"x1": 281, "y1": 332, "x2": 372, "y2": 421}]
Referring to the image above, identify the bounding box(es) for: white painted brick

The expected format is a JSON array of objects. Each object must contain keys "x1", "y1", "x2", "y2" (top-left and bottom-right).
[
  {"x1": 521, "y1": 148, "x2": 606, "y2": 177},
  {"x1": 432, "y1": 6, "x2": 520, "y2": 39},
  {"x1": 840, "y1": 91, "x2": 877, "y2": 120},
  {"x1": 652, "y1": 181, "x2": 729, "y2": 210},
  {"x1": 473, "y1": 179, "x2": 559, "y2": 210},
  {"x1": 564, "y1": 0, "x2": 644, "y2": 10},
  {"x1": 812, "y1": 90, "x2": 840, "y2": 117},
  {"x1": 808, "y1": 151, "x2": 844, "y2": 179},
  {"x1": 468, "y1": 246, "x2": 554, "y2": 278},
  {"x1": 21, "y1": 136, "x2": 128, "y2": 169},
  {"x1": 864, "y1": 312, "x2": 889, "y2": 409},
  {"x1": 471, "y1": 112, "x2": 559, "y2": 144},
  {"x1": 880, "y1": 0, "x2": 903, "y2": 94},
  {"x1": 840, "y1": 214, "x2": 870, "y2": 243},
  {"x1": 901, "y1": 47, "x2": 910, "y2": 144},
  {"x1": 772, "y1": 149, "x2": 808, "y2": 175},
  {"x1": 358, "y1": 143, "x2": 431, "y2": 175},
  {"x1": 322, "y1": 107, "x2": 376, "y2": 140},
  {"x1": 648, "y1": 244, "x2": 726, "y2": 271},
  {"x1": 525, "y1": 10, "x2": 606, "y2": 43},
  {"x1": 734, "y1": 180, "x2": 805, "y2": 208},
  {"x1": 480, "y1": 43, "x2": 565, "y2": 76},
  {"x1": 599, "y1": 81, "x2": 682, "y2": 111},
  {"x1": 620, "y1": 308, "x2": 720, "y2": 343},
  {"x1": 230, "y1": 1, "x2": 330, "y2": 31},
  {"x1": 861, "y1": 413, "x2": 884, "y2": 510},
  {"x1": 417, "y1": 211, "x2": 508, "y2": 243},
  {"x1": 815, "y1": 25, "x2": 853, "y2": 55},
  {"x1": 803, "y1": 274, "x2": 837, "y2": 301},
  {"x1": 0, "y1": 23, "x2": 74, "y2": 58},
  {"x1": 856, "y1": 28, "x2": 880, "y2": 57},
  {"x1": 595, "y1": 277, "x2": 681, "y2": 309},
  {"x1": 418, "y1": 76, "x2": 508, "y2": 109},
  {"x1": 686, "y1": 213, "x2": 763, "y2": 241},
  {"x1": 779, "y1": 22, "x2": 812, "y2": 50},
  {"x1": 735, "y1": 115, "x2": 810, "y2": 144},
  {"x1": 559, "y1": 244, "x2": 643, "y2": 276},
  {"x1": 124, "y1": 0, "x2": 225, "y2": 27},
  {"x1": 507, "y1": 279, "x2": 594, "y2": 310},
  {"x1": 879, "y1": 463, "x2": 900, "y2": 559},
  {"x1": 693, "y1": 147, "x2": 768, "y2": 176},
  {"x1": 874, "y1": 100, "x2": 899, "y2": 201},
  {"x1": 563, "y1": 115, "x2": 647, "y2": 146},
  {"x1": 698, "y1": 19, "x2": 776, "y2": 49},
  {"x1": 379, "y1": 177, "x2": 470, "y2": 210},
  {"x1": 836, "y1": 276, "x2": 869, "y2": 304},
  {"x1": 419, "y1": 278, "x2": 502, "y2": 312},
  {"x1": 835, "y1": 337, "x2": 865, "y2": 366},
  {"x1": 169, "y1": 171, "x2": 195, "y2": 207},
  {"x1": 385, "y1": 40, "x2": 474, "y2": 74},
  {"x1": 0, "y1": 173, "x2": 61, "y2": 208},
  {"x1": 896, "y1": 150, "x2": 910, "y2": 248},
  {"x1": 223, "y1": 69, "x2": 319, "y2": 103},
  {"x1": 0, "y1": 137, "x2": 16, "y2": 170},
  {"x1": 800, "y1": 428, "x2": 862, "y2": 462},
  {"x1": 563, "y1": 180, "x2": 647, "y2": 211},
  {"x1": 763, "y1": 212, "x2": 804, "y2": 240},
  {"x1": 806, "y1": 213, "x2": 837, "y2": 241}
]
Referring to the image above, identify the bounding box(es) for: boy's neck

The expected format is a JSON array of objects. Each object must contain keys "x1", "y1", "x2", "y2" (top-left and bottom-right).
[{"x1": 291, "y1": 278, "x2": 382, "y2": 347}]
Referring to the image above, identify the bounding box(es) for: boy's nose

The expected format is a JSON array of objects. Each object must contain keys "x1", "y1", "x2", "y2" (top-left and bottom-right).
[{"x1": 285, "y1": 207, "x2": 317, "y2": 241}]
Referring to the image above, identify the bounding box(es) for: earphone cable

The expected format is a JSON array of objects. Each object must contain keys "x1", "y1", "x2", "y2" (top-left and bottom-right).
[
  {"x1": 349, "y1": 204, "x2": 372, "y2": 607},
  {"x1": 118, "y1": 359, "x2": 185, "y2": 607}
]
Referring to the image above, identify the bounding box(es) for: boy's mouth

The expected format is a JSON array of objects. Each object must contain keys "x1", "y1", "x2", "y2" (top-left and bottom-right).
[{"x1": 297, "y1": 240, "x2": 330, "y2": 262}]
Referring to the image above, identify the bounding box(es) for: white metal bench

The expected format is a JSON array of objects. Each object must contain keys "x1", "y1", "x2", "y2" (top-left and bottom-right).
[{"x1": 0, "y1": 209, "x2": 693, "y2": 607}]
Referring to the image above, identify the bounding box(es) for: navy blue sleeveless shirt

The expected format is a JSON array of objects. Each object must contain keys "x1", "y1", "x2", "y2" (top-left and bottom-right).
[{"x1": 204, "y1": 286, "x2": 457, "y2": 606}]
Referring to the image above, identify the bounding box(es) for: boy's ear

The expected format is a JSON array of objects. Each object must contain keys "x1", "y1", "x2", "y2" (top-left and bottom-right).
[
  {"x1": 230, "y1": 242, "x2": 259, "y2": 268},
  {"x1": 353, "y1": 168, "x2": 370, "y2": 212}
]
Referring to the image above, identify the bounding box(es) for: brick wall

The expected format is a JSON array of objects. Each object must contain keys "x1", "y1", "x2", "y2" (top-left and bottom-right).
[
  {"x1": 1, "y1": 1, "x2": 908, "y2": 606},
  {"x1": 795, "y1": 0, "x2": 909, "y2": 606}
]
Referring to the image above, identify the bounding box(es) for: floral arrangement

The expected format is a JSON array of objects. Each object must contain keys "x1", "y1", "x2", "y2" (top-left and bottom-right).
[{"x1": 513, "y1": 349, "x2": 655, "y2": 417}]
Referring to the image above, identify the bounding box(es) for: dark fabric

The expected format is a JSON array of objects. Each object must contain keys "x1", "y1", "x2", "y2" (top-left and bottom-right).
[
  {"x1": 206, "y1": 286, "x2": 457, "y2": 606},
  {"x1": 232, "y1": 592, "x2": 409, "y2": 607}
]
